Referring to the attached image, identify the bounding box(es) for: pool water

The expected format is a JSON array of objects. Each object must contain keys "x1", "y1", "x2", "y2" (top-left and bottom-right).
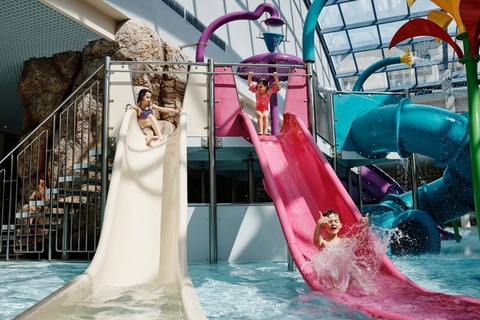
[
  {"x1": 390, "y1": 228, "x2": 480, "y2": 300},
  {"x1": 1, "y1": 228, "x2": 480, "y2": 319},
  {"x1": 188, "y1": 261, "x2": 370, "y2": 319},
  {"x1": 0, "y1": 261, "x2": 89, "y2": 320}
]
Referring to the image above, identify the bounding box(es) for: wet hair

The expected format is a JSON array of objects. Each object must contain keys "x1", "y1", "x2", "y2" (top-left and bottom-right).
[
  {"x1": 137, "y1": 88, "x2": 152, "y2": 105},
  {"x1": 323, "y1": 209, "x2": 340, "y2": 220},
  {"x1": 257, "y1": 78, "x2": 270, "y2": 91}
]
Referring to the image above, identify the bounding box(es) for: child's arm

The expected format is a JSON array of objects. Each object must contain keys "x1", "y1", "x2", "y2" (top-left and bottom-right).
[
  {"x1": 273, "y1": 72, "x2": 281, "y2": 89},
  {"x1": 269, "y1": 72, "x2": 281, "y2": 96},
  {"x1": 313, "y1": 215, "x2": 330, "y2": 250},
  {"x1": 126, "y1": 104, "x2": 139, "y2": 114},
  {"x1": 151, "y1": 104, "x2": 182, "y2": 114},
  {"x1": 247, "y1": 72, "x2": 257, "y2": 94},
  {"x1": 360, "y1": 213, "x2": 370, "y2": 228},
  {"x1": 356, "y1": 213, "x2": 371, "y2": 244},
  {"x1": 313, "y1": 222, "x2": 324, "y2": 249},
  {"x1": 247, "y1": 72, "x2": 253, "y2": 88}
]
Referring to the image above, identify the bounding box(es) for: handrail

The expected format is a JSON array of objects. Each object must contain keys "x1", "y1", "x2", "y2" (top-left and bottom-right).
[
  {"x1": 108, "y1": 69, "x2": 311, "y2": 77},
  {"x1": 113, "y1": 59, "x2": 307, "y2": 69},
  {"x1": 0, "y1": 63, "x2": 105, "y2": 166},
  {"x1": 111, "y1": 60, "x2": 208, "y2": 66}
]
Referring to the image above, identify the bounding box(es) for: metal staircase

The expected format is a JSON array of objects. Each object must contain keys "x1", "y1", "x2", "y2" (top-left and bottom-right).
[{"x1": 0, "y1": 62, "x2": 110, "y2": 260}]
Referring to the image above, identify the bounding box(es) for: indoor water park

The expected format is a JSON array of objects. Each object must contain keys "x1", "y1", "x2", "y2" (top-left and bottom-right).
[{"x1": 1, "y1": 0, "x2": 480, "y2": 319}]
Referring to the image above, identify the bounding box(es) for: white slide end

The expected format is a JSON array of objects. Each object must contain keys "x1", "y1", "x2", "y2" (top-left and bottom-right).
[{"x1": 15, "y1": 110, "x2": 206, "y2": 319}]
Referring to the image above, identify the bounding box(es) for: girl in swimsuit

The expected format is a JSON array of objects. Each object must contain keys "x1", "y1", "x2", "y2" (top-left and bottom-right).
[
  {"x1": 127, "y1": 88, "x2": 182, "y2": 145},
  {"x1": 247, "y1": 71, "x2": 281, "y2": 135}
]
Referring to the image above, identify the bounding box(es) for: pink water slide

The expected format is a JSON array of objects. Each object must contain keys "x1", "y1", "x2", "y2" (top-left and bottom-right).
[{"x1": 214, "y1": 67, "x2": 480, "y2": 319}]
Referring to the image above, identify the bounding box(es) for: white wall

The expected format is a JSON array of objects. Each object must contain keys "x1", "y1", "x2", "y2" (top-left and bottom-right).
[{"x1": 187, "y1": 204, "x2": 287, "y2": 262}]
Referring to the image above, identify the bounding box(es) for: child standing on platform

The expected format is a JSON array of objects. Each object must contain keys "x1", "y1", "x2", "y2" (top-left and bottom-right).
[{"x1": 247, "y1": 71, "x2": 281, "y2": 135}]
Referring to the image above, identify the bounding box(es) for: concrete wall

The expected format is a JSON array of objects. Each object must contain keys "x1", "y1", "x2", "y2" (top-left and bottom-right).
[{"x1": 187, "y1": 204, "x2": 287, "y2": 262}]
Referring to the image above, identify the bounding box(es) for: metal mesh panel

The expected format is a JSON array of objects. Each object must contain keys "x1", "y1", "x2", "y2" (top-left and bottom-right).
[{"x1": 0, "y1": 0, "x2": 100, "y2": 133}]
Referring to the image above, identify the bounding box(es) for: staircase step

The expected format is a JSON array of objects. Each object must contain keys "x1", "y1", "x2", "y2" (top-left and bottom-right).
[
  {"x1": 74, "y1": 162, "x2": 101, "y2": 170},
  {"x1": 89, "y1": 148, "x2": 116, "y2": 159},
  {"x1": 45, "y1": 188, "x2": 99, "y2": 197},
  {"x1": 58, "y1": 176, "x2": 84, "y2": 184},
  {"x1": 27, "y1": 200, "x2": 87, "y2": 209},
  {"x1": 73, "y1": 162, "x2": 112, "y2": 173},
  {"x1": 2, "y1": 225, "x2": 15, "y2": 232}
]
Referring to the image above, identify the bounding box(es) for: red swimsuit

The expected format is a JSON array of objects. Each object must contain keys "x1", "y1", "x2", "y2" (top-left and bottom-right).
[
  {"x1": 255, "y1": 94, "x2": 270, "y2": 112},
  {"x1": 249, "y1": 83, "x2": 280, "y2": 112}
]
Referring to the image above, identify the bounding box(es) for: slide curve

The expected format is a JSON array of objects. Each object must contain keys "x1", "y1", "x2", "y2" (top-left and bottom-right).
[
  {"x1": 15, "y1": 110, "x2": 205, "y2": 319},
  {"x1": 238, "y1": 111, "x2": 480, "y2": 319},
  {"x1": 351, "y1": 100, "x2": 473, "y2": 253}
]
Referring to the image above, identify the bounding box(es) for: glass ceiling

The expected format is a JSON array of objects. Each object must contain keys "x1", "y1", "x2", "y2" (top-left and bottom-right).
[{"x1": 317, "y1": 0, "x2": 467, "y2": 92}]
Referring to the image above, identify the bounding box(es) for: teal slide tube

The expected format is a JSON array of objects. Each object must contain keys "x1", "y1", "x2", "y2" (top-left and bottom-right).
[
  {"x1": 350, "y1": 99, "x2": 473, "y2": 253},
  {"x1": 352, "y1": 57, "x2": 401, "y2": 91},
  {"x1": 302, "y1": 0, "x2": 327, "y2": 62}
]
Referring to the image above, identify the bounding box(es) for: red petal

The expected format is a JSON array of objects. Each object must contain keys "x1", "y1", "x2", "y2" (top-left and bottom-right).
[
  {"x1": 389, "y1": 19, "x2": 464, "y2": 58},
  {"x1": 460, "y1": 0, "x2": 480, "y2": 55}
]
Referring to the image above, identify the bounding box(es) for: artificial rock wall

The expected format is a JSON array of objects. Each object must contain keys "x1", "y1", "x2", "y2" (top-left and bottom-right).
[{"x1": 16, "y1": 19, "x2": 190, "y2": 211}]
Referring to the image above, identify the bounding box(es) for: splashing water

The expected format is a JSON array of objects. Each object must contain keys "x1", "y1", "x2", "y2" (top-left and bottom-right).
[
  {"x1": 305, "y1": 224, "x2": 389, "y2": 295},
  {"x1": 396, "y1": 157, "x2": 410, "y2": 188},
  {"x1": 304, "y1": 224, "x2": 480, "y2": 319}
]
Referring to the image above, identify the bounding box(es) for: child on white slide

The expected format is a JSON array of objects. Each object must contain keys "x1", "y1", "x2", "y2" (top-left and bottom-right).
[{"x1": 127, "y1": 88, "x2": 182, "y2": 146}]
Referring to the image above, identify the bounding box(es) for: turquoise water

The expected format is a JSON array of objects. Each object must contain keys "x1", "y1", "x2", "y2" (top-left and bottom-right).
[
  {"x1": 0, "y1": 261, "x2": 89, "y2": 320},
  {"x1": 2, "y1": 228, "x2": 480, "y2": 319}
]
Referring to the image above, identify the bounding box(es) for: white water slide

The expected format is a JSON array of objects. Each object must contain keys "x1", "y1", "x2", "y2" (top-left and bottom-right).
[{"x1": 16, "y1": 67, "x2": 206, "y2": 319}]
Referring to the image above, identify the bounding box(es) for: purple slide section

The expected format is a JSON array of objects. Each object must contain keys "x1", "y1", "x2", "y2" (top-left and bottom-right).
[{"x1": 343, "y1": 165, "x2": 405, "y2": 205}]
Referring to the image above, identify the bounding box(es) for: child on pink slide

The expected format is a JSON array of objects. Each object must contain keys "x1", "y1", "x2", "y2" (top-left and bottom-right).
[
  {"x1": 314, "y1": 210, "x2": 370, "y2": 250},
  {"x1": 247, "y1": 71, "x2": 281, "y2": 135},
  {"x1": 311, "y1": 210, "x2": 379, "y2": 293}
]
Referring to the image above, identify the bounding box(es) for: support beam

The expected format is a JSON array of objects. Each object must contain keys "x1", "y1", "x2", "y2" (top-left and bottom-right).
[{"x1": 39, "y1": 0, "x2": 128, "y2": 40}]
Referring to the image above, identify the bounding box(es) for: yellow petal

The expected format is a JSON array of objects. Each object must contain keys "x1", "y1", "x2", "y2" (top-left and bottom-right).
[
  {"x1": 429, "y1": 0, "x2": 464, "y2": 33},
  {"x1": 407, "y1": 0, "x2": 416, "y2": 7},
  {"x1": 428, "y1": 10, "x2": 454, "y2": 42}
]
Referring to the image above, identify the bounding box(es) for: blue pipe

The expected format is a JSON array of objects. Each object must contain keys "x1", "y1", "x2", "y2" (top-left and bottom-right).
[
  {"x1": 353, "y1": 57, "x2": 401, "y2": 91},
  {"x1": 351, "y1": 99, "x2": 473, "y2": 253},
  {"x1": 302, "y1": 0, "x2": 328, "y2": 62}
]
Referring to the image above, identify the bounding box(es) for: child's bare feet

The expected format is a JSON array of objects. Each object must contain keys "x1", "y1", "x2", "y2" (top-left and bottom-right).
[
  {"x1": 258, "y1": 132, "x2": 263, "y2": 135},
  {"x1": 146, "y1": 136, "x2": 159, "y2": 146},
  {"x1": 265, "y1": 132, "x2": 271, "y2": 136}
]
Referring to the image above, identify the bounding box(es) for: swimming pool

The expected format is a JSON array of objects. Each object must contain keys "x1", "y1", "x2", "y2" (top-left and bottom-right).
[{"x1": 2, "y1": 228, "x2": 479, "y2": 319}]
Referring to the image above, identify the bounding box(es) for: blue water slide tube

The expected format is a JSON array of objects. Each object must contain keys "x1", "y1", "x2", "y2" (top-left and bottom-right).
[
  {"x1": 353, "y1": 57, "x2": 401, "y2": 92},
  {"x1": 350, "y1": 98, "x2": 473, "y2": 253}
]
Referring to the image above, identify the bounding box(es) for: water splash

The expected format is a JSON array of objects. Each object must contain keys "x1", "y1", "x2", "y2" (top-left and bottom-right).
[
  {"x1": 305, "y1": 224, "x2": 390, "y2": 295},
  {"x1": 396, "y1": 157, "x2": 410, "y2": 189}
]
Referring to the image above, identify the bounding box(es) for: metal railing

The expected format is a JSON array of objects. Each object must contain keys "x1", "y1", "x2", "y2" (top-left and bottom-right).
[
  {"x1": 0, "y1": 63, "x2": 106, "y2": 260},
  {"x1": 0, "y1": 58, "x2": 311, "y2": 261}
]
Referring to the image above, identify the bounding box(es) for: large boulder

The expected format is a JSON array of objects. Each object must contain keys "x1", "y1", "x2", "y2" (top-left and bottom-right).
[{"x1": 18, "y1": 51, "x2": 82, "y2": 133}]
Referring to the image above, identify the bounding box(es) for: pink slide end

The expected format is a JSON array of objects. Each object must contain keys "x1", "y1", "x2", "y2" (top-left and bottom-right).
[{"x1": 239, "y1": 111, "x2": 480, "y2": 319}]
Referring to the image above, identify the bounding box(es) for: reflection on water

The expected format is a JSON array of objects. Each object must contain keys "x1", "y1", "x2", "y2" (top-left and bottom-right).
[
  {"x1": 189, "y1": 261, "x2": 370, "y2": 320},
  {"x1": 2, "y1": 229, "x2": 480, "y2": 319},
  {"x1": 57, "y1": 283, "x2": 184, "y2": 320}
]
